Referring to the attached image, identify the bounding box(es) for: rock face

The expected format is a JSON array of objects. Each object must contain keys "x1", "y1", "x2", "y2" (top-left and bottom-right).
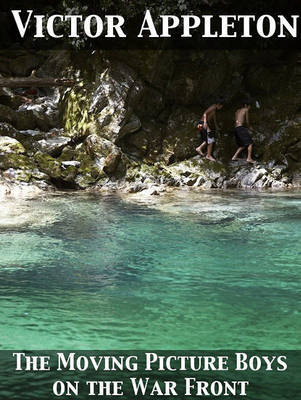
[{"x1": 0, "y1": 49, "x2": 300, "y2": 195}]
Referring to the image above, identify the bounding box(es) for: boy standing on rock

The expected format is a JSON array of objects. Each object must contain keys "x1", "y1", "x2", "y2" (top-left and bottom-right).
[
  {"x1": 196, "y1": 99, "x2": 224, "y2": 162},
  {"x1": 232, "y1": 101, "x2": 256, "y2": 163}
]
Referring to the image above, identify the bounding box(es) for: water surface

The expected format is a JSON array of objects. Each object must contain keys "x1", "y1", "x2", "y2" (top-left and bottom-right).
[{"x1": 0, "y1": 190, "x2": 300, "y2": 349}]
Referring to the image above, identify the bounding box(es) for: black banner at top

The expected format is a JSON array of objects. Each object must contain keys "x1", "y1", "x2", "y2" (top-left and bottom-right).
[{"x1": 0, "y1": 0, "x2": 300, "y2": 50}]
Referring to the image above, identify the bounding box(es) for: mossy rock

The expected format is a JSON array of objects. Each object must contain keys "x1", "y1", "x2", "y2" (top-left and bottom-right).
[
  {"x1": 34, "y1": 152, "x2": 62, "y2": 179},
  {"x1": 58, "y1": 145, "x2": 75, "y2": 161},
  {"x1": 75, "y1": 173, "x2": 99, "y2": 189},
  {"x1": 2, "y1": 168, "x2": 32, "y2": 183},
  {"x1": 0, "y1": 153, "x2": 35, "y2": 170},
  {"x1": 61, "y1": 165, "x2": 78, "y2": 182},
  {"x1": 74, "y1": 148, "x2": 106, "y2": 181},
  {"x1": 0, "y1": 136, "x2": 25, "y2": 154}
]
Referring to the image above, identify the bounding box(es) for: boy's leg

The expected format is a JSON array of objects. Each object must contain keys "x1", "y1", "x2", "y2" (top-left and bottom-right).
[
  {"x1": 206, "y1": 140, "x2": 216, "y2": 161},
  {"x1": 196, "y1": 141, "x2": 206, "y2": 156},
  {"x1": 246, "y1": 144, "x2": 256, "y2": 163},
  {"x1": 232, "y1": 146, "x2": 245, "y2": 160}
]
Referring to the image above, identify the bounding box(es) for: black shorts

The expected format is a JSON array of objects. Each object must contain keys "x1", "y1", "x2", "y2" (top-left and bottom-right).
[{"x1": 235, "y1": 126, "x2": 253, "y2": 147}]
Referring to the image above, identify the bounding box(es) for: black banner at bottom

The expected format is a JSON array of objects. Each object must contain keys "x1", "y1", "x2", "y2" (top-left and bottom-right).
[{"x1": 0, "y1": 351, "x2": 300, "y2": 399}]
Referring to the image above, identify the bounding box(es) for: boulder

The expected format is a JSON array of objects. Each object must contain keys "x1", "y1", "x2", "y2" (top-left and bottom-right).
[
  {"x1": 0, "y1": 136, "x2": 25, "y2": 154},
  {"x1": 34, "y1": 152, "x2": 62, "y2": 179},
  {"x1": 35, "y1": 136, "x2": 71, "y2": 157},
  {"x1": 0, "y1": 122, "x2": 19, "y2": 139},
  {"x1": 103, "y1": 148, "x2": 122, "y2": 176},
  {"x1": 91, "y1": 63, "x2": 144, "y2": 142},
  {"x1": 118, "y1": 114, "x2": 141, "y2": 138},
  {"x1": 240, "y1": 168, "x2": 267, "y2": 188},
  {"x1": 2, "y1": 168, "x2": 31, "y2": 183},
  {"x1": 0, "y1": 153, "x2": 35, "y2": 171},
  {"x1": 0, "y1": 104, "x2": 15, "y2": 124}
]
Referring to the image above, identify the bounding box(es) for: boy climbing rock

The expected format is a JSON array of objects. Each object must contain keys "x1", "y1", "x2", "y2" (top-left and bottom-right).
[
  {"x1": 196, "y1": 99, "x2": 224, "y2": 162},
  {"x1": 232, "y1": 101, "x2": 256, "y2": 163}
]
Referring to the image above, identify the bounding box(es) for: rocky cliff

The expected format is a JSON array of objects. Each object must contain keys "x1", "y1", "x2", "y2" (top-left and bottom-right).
[{"x1": 0, "y1": 49, "x2": 300, "y2": 197}]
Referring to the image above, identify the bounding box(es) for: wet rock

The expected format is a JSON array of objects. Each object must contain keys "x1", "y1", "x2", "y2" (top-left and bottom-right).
[
  {"x1": 292, "y1": 172, "x2": 301, "y2": 187},
  {"x1": 254, "y1": 175, "x2": 269, "y2": 189},
  {"x1": 0, "y1": 136, "x2": 25, "y2": 154}
]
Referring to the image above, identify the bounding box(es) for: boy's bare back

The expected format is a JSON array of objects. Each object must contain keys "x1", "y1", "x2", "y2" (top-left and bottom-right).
[{"x1": 235, "y1": 107, "x2": 249, "y2": 127}]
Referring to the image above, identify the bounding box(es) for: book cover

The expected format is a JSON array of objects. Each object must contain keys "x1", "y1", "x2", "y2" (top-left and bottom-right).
[{"x1": 0, "y1": 1, "x2": 300, "y2": 399}]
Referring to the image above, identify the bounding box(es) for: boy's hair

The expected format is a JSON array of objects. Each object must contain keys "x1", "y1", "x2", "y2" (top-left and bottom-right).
[
  {"x1": 216, "y1": 97, "x2": 225, "y2": 105},
  {"x1": 243, "y1": 99, "x2": 252, "y2": 107}
]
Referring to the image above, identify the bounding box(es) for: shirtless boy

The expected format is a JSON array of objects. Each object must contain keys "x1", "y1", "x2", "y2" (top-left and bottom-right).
[
  {"x1": 196, "y1": 99, "x2": 224, "y2": 162},
  {"x1": 232, "y1": 101, "x2": 256, "y2": 163}
]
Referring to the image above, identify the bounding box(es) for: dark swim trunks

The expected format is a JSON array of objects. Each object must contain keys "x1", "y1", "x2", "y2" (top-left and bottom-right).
[{"x1": 234, "y1": 126, "x2": 253, "y2": 147}]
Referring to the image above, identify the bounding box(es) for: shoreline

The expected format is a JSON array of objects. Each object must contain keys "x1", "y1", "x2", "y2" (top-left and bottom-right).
[{"x1": 1, "y1": 177, "x2": 300, "y2": 202}]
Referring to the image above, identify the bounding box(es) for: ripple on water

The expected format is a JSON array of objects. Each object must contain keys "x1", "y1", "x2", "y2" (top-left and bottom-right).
[{"x1": 0, "y1": 190, "x2": 300, "y2": 349}]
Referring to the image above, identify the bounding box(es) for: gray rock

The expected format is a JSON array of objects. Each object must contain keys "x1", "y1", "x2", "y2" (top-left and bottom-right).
[
  {"x1": 202, "y1": 181, "x2": 213, "y2": 189},
  {"x1": 0, "y1": 136, "x2": 25, "y2": 154},
  {"x1": 271, "y1": 180, "x2": 286, "y2": 189},
  {"x1": 0, "y1": 123, "x2": 19, "y2": 139},
  {"x1": 119, "y1": 114, "x2": 141, "y2": 138},
  {"x1": 271, "y1": 165, "x2": 287, "y2": 179},
  {"x1": 89, "y1": 63, "x2": 144, "y2": 143},
  {"x1": 2, "y1": 168, "x2": 31, "y2": 182},
  {"x1": 241, "y1": 168, "x2": 267, "y2": 187},
  {"x1": 61, "y1": 161, "x2": 80, "y2": 168},
  {"x1": 36, "y1": 137, "x2": 71, "y2": 157},
  {"x1": 182, "y1": 176, "x2": 197, "y2": 186},
  {"x1": 193, "y1": 176, "x2": 206, "y2": 187}
]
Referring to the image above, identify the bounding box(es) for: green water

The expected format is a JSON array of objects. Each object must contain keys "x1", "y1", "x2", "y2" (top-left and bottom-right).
[{"x1": 0, "y1": 191, "x2": 300, "y2": 349}]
